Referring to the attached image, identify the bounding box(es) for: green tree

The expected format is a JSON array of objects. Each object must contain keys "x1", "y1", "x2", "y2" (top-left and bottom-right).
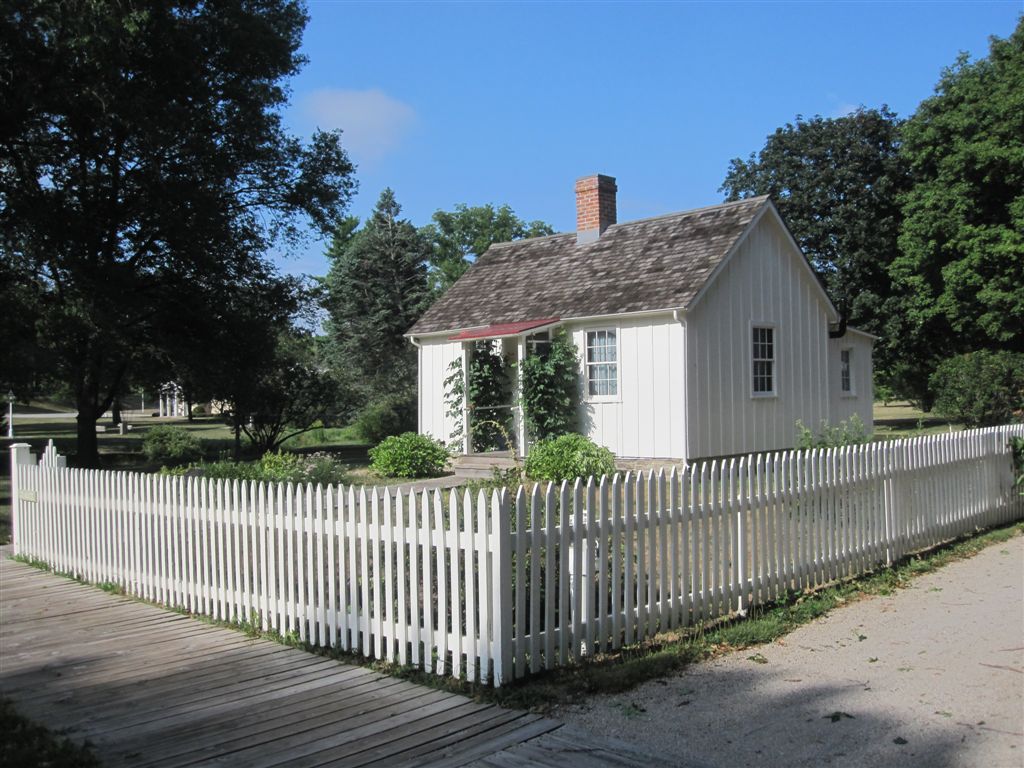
[
  {"x1": 0, "y1": 0, "x2": 356, "y2": 465},
  {"x1": 422, "y1": 203, "x2": 554, "y2": 295},
  {"x1": 891, "y1": 21, "x2": 1024, "y2": 407},
  {"x1": 322, "y1": 189, "x2": 432, "y2": 407},
  {"x1": 721, "y1": 108, "x2": 909, "y2": 380}
]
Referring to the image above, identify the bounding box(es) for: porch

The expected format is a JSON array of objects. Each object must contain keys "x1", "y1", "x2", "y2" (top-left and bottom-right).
[{"x1": 448, "y1": 316, "x2": 560, "y2": 459}]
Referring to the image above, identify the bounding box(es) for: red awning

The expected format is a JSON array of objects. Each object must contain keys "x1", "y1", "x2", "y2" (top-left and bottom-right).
[{"x1": 448, "y1": 317, "x2": 560, "y2": 341}]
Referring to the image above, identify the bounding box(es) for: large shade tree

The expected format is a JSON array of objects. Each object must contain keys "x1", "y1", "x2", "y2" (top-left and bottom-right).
[
  {"x1": 890, "y1": 21, "x2": 1024, "y2": 407},
  {"x1": 0, "y1": 0, "x2": 356, "y2": 465}
]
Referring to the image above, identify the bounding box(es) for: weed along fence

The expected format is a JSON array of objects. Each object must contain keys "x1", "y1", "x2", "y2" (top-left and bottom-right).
[{"x1": 9, "y1": 425, "x2": 1024, "y2": 687}]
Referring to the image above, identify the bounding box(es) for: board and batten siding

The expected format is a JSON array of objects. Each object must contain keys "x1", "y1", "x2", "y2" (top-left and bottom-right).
[
  {"x1": 684, "y1": 212, "x2": 835, "y2": 459},
  {"x1": 568, "y1": 315, "x2": 686, "y2": 459},
  {"x1": 418, "y1": 338, "x2": 462, "y2": 444},
  {"x1": 827, "y1": 330, "x2": 875, "y2": 430}
]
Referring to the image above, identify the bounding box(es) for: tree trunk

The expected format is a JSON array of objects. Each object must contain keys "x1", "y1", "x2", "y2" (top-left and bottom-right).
[
  {"x1": 76, "y1": 405, "x2": 100, "y2": 468},
  {"x1": 186, "y1": 397, "x2": 194, "y2": 422},
  {"x1": 111, "y1": 398, "x2": 121, "y2": 426},
  {"x1": 233, "y1": 420, "x2": 242, "y2": 462}
]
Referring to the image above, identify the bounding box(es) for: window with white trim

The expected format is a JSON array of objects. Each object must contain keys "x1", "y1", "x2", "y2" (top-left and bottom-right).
[
  {"x1": 752, "y1": 326, "x2": 775, "y2": 395},
  {"x1": 586, "y1": 329, "x2": 618, "y2": 398},
  {"x1": 840, "y1": 348, "x2": 853, "y2": 393}
]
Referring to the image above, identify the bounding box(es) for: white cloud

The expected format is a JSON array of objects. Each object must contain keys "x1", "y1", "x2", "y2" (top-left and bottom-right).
[
  {"x1": 831, "y1": 102, "x2": 860, "y2": 118},
  {"x1": 300, "y1": 88, "x2": 416, "y2": 163}
]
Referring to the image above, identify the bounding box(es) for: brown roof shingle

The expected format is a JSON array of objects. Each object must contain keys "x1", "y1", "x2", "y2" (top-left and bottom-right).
[{"x1": 408, "y1": 195, "x2": 770, "y2": 336}]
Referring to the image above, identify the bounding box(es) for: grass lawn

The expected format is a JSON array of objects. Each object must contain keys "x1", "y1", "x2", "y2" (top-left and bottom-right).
[{"x1": 872, "y1": 401, "x2": 963, "y2": 439}]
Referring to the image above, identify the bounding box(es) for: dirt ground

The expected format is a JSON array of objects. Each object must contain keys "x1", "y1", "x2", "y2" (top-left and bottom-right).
[{"x1": 554, "y1": 534, "x2": 1024, "y2": 768}]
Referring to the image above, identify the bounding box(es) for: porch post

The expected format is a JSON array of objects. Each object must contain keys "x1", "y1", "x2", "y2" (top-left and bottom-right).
[
  {"x1": 461, "y1": 343, "x2": 471, "y2": 455},
  {"x1": 515, "y1": 337, "x2": 527, "y2": 457}
]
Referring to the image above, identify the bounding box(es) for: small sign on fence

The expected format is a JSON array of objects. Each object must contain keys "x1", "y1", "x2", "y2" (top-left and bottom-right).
[{"x1": 19, "y1": 489, "x2": 37, "y2": 503}]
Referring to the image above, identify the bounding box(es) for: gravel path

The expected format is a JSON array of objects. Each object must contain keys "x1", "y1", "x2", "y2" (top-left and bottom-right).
[{"x1": 554, "y1": 534, "x2": 1024, "y2": 768}]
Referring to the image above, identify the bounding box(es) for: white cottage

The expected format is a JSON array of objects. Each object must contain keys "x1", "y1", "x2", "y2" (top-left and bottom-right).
[{"x1": 407, "y1": 175, "x2": 873, "y2": 461}]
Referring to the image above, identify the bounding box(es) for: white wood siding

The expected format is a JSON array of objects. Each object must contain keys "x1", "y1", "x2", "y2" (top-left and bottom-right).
[
  {"x1": 828, "y1": 331, "x2": 875, "y2": 431},
  {"x1": 418, "y1": 339, "x2": 463, "y2": 444},
  {"x1": 685, "y1": 213, "x2": 833, "y2": 458},
  {"x1": 569, "y1": 315, "x2": 687, "y2": 459}
]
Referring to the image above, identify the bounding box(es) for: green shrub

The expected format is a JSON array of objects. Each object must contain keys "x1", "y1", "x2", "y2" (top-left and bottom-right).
[
  {"x1": 796, "y1": 415, "x2": 869, "y2": 449},
  {"x1": 524, "y1": 433, "x2": 615, "y2": 482},
  {"x1": 142, "y1": 425, "x2": 203, "y2": 466},
  {"x1": 369, "y1": 433, "x2": 449, "y2": 479},
  {"x1": 191, "y1": 404, "x2": 206, "y2": 416},
  {"x1": 355, "y1": 395, "x2": 417, "y2": 445},
  {"x1": 257, "y1": 450, "x2": 305, "y2": 482},
  {"x1": 930, "y1": 351, "x2": 1024, "y2": 427},
  {"x1": 168, "y1": 450, "x2": 350, "y2": 486},
  {"x1": 157, "y1": 464, "x2": 192, "y2": 476}
]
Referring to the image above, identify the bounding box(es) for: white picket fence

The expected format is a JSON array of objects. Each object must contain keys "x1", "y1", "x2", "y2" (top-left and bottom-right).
[{"x1": 10, "y1": 425, "x2": 1023, "y2": 686}]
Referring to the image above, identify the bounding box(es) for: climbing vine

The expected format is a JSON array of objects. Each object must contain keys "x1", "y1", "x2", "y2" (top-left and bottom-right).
[
  {"x1": 468, "y1": 341, "x2": 513, "y2": 452},
  {"x1": 442, "y1": 357, "x2": 465, "y2": 451},
  {"x1": 520, "y1": 329, "x2": 580, "y2": 441},
  {"x1": 442, "y1": 342, "x2": 514, "y2": 453}
]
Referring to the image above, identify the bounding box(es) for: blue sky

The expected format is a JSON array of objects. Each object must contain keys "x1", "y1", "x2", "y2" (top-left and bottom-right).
[{"x1": 278, "y1": 0, "x2": 1022, "y2": 276}]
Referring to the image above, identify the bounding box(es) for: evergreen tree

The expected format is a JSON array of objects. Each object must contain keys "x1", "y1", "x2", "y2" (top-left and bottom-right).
[{"x1": 323, "y1": 189, "x2": 432, "y2": 409}]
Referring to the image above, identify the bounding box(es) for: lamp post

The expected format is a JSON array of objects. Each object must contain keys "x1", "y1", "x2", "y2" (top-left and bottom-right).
[{"x1": 6, "y1": 390, "x2": 14, "y2": 439}]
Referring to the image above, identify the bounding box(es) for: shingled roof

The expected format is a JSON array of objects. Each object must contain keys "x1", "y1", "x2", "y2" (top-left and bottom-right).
[{"x1": 408, "y1": 195, "x2": 771, "y2": 336}]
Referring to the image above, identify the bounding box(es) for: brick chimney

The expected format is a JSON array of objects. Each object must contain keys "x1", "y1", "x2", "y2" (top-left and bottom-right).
[{"x1": 576, "y1": 174, "x2": 617, "y2": 244}]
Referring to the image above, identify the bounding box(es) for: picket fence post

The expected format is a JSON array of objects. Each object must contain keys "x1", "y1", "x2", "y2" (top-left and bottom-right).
[
  {"x1": 9, "y1": 443, "x2": 33, "y2": 556},
  {"x1": 491, "y1": 488, "x2": 512, "y2": 686}
]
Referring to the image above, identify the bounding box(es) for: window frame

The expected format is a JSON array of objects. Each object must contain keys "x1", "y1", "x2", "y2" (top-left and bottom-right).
[
  {"x1": 750, "y1": 322, "x2": 777, "y2": 399},
  {"x1": 584, "y1": 327, "x2": 621, "y2": 403},
  {"x1": 840, "y1": 347, "x2": 855, "y2": 397}
]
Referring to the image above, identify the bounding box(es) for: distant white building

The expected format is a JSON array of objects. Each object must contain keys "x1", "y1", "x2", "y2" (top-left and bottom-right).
[
  {"x1": 158, "y1": 382, "x2": 185, "y2": 417},
  {"x1": 408, "y1": 175, "x2": 873, "y2": 461}
]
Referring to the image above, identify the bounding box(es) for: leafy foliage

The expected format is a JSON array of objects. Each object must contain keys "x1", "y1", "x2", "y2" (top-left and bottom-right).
[
  {"x1": 795, "y1": 415, "x2": 869, "y2": 449},
  {"x1": 143, "y1": 426, "x2": 203, "y2": 466},
  {"x1": 524, "y1": 433, "x2": 615, "y2": 482},
  {"x1": 354, "y1": 394, "x2": 417, "y2": 446},
  {"x1": 930, "y1": 351, "x2": 1024, "y2": 427},
  {"x1": 1010, "y1": 436, "x2": 1024, "y2": 494},
  {"x1": 890, "y1": 22, "x2": 1024, "y2": 406},
  {"x1": 369, "y1": 433, "x2": 450, "y2": 479},
  {"x1": 520, "y1": 330, "x2": 581, "y2": 441},
  {"x1": 0, "y1": 1, "x2": 356, "y2": 465},
  {"x1": 228, "y1": 330, "x2": 351, "y2": 455},
  {"x1": 423, "y1": 204, "x2": 554, "y2": 295}
]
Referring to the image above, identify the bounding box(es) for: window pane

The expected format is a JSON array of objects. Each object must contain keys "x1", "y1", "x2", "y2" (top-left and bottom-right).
[{"x1": 586, "y1": 330, "x2": 618, "y2": 397}]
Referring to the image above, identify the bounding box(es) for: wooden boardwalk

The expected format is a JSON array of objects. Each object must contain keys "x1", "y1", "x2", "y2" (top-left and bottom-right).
[{"x1": 0, "y1": 553, "x2": 678, "y2": 767}]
